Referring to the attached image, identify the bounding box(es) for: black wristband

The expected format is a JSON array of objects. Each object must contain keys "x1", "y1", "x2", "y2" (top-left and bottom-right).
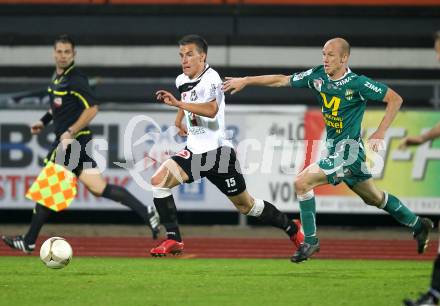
[{"x1": 40, "y1": 112, "x2": 53, "y2": 126}]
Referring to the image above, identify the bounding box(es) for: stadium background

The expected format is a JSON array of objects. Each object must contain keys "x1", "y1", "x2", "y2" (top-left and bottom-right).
[{"x1": 0, "y1": 0, "x2": 439, "y2": 229}]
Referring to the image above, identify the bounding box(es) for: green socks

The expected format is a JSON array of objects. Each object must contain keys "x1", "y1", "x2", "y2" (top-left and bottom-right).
[
  {"x1": 299, "y1": 195, "x2": 318, "y2": 245},
  {"x1": 298, "y1": 191, "x2": 420, "y2": 245},
  {"x1": 383, "y1": 193, "x2": 421, "y2": 233}
]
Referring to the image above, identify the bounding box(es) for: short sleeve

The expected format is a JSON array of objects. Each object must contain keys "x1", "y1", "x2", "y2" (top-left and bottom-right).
[
  {"x1": 290, "y1": 68, "x2": 313, "y2": 88},
  {"x1": 70, "y1": 75, "x2": 98, "y2": 107},
  {"x1": 358, "y1": 75, "x2": 388, "y2": 102},
  {"x1": 175, "y1": 74, "x2": 184, "y2": 89},
  {"x1": 202, "y1": 72, "x2": 222, "y2": 103}
]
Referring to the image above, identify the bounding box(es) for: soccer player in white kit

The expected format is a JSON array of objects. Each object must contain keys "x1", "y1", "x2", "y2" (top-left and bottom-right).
[
  {"x1": 150, "y1": 34, "x2": 304, "y2": 257},
  {"x1": 402, "y1": 30, "x2": 440, "y2": 306}
]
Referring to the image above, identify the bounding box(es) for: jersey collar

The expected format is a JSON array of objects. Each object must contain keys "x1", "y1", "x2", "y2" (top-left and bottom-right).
[
  {"x1": 327, "y1": 67, "x2": 352, "y2": 82},
  {"x1": 53, "y1": 61, "x2": 75, "y2": 85},
  {"x1": 189, "y1": 63, "x2": 210, "y2": 82},
  {"x1": 55, "y1": 61, "x2": 75, "y2": 78}
]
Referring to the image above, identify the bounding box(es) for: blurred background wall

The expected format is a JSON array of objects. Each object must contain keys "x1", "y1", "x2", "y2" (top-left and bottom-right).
[{"x1": 0, "y1": 0, "x2": 439, "y2": 226}]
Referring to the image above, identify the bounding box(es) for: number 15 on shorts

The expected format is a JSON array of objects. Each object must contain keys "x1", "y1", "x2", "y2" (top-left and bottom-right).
[{"x1": 225, "y1": 178, "x2": 236, "y2": 188}]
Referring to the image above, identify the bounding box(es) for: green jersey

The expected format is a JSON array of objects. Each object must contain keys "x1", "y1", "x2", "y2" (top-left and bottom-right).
[{"x1": 290, "y1": 65, "x2": 388, "y2": 146}]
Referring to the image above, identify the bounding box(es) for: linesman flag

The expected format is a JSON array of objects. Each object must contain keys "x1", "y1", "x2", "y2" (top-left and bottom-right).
[{"x1": 26, "y1": 162, "x2": 78, "y2": 212}]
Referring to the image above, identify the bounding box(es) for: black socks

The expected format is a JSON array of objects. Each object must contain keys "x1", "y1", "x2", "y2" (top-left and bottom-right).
[
  {"x1": 153, "y1": 195, "x2": 182, "y2": 242},
  {"x1": 257, "y1": 201, "x2": 297, "y2": 237},
  {"x1": 102, "y1": 184, "x2": 151, "y2": 224},
  {"x1": 24, "y1": 204, "x2": 52, "y2": 245}
]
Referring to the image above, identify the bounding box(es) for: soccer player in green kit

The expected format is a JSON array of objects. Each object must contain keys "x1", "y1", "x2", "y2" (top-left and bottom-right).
[{"x1": 222, "y1": 37, "x2": 433, "y2": 263}]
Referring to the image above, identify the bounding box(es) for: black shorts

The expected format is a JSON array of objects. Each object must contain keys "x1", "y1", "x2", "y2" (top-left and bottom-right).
[
  {"x1": 171, "y1": 146, "x2": 246, "y2": 196},
  {"x1": 46, "y1": 132, "x2": 98, "y2": 177}
]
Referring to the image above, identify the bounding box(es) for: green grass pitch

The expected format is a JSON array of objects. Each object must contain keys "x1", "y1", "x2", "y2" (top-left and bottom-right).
[{"x1": 0, "y1": 256, "x2": 432, "y2": 306}]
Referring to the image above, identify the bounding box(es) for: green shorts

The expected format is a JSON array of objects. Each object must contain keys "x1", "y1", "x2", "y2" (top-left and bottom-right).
[{"x1": 318, "y1": 140, "x2": 372, "y2": 188}]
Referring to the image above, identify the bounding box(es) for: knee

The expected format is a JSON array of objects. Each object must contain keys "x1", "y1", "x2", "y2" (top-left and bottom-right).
[
  {"x1": 294, "y1": 177, "x2": 309, "y2": 196},
  {"x1": 151, "y1": 170, "x2": 166, "y2": 187},
  {"x1": 362, "y1": 192, "x2": 384, "y2": 208},
  {"x1": 88, "y1": 184, "x2": 105, "y2": 197},
  {"x1": 235, "y1": 196, "x2": 254, "y2": 215}
]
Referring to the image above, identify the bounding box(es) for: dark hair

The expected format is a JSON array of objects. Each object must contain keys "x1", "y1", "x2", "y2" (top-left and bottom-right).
[
  {"x1": 435, "y1": 30, "x2": 440, "y2": 41},
  {"x1": 178, "y1": 34, "x2": 208, "y2": 55},
  {"x1": 54, "y1": 34, "x2": 75, "y2": 50}
]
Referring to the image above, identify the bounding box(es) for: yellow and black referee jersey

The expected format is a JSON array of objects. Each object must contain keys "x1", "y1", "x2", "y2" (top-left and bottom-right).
[{"x1": 47, "y1": 61, "x2": 98, "y2": 138}]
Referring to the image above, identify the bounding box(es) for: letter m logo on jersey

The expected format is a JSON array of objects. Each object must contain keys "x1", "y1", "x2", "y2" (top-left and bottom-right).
[
  {"x1": 320, "y1": 93, "x2": 341, "y2": 116},
  {"x1": 26, "y1": 162, "x2": 77, "y2": 212}
]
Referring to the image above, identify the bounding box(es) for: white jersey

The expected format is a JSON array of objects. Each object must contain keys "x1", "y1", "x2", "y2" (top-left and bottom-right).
[{"x1": 176, "y1": 64, "x2": 232, "y2": 154}]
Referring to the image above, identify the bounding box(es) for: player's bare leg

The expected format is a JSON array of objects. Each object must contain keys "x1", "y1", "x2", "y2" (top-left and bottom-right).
[{"x1": 150, "y1": 159, "x2": 189, "y2": 256}]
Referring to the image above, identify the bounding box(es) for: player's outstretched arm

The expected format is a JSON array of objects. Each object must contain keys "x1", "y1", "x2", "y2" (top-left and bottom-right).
[
  {"x1": 222, "y1": 75, "x2": 291, "y2": 94},
  {"x1": 399, "y1": 122, "x2": 440, "y2": 149}
]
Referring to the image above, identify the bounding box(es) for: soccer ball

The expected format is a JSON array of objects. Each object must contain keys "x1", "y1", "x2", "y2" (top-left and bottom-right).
[{"x1": 39, "y1": 237, "x2": 73, "y2": 269}]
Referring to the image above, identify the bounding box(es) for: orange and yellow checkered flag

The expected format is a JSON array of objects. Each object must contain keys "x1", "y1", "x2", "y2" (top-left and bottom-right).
[{"x1": 26, "y1": 162, "x2": 78, "y2": 212}]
